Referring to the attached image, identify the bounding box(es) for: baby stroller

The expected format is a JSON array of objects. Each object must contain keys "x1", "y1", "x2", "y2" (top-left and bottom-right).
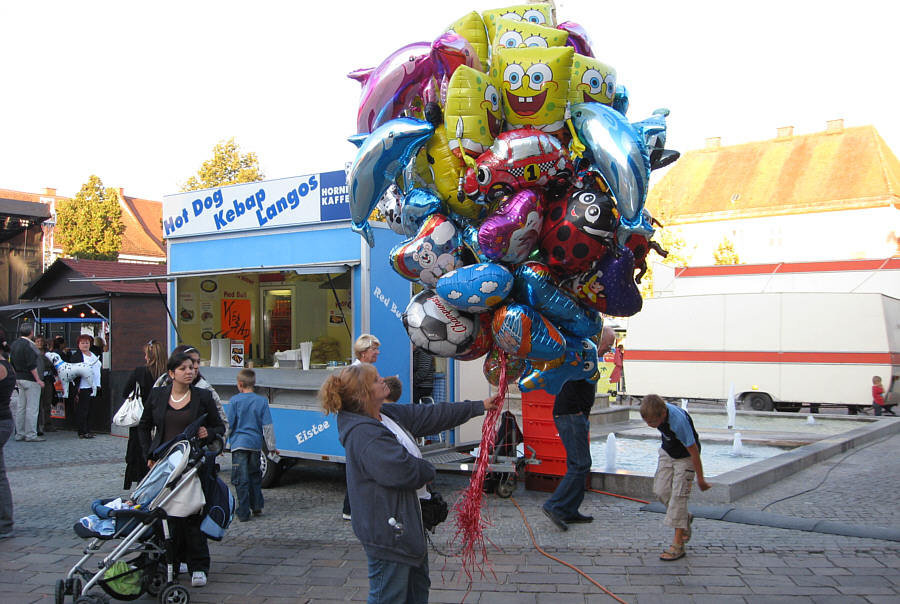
[{"x1": 57, "y1": 417, "x2": 232, "y2": 604}]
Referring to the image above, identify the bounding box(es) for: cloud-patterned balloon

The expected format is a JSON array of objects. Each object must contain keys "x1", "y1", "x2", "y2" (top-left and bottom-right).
[
  {"x1": 512, "y1": 261, "x2": 603, "y2": 338},
  {"x1": 491, "y1": 303, "x2": 565, "y2": 361},
  {"x1": 478, "y1": 188, "x2": 546, "y2": 264},
  {"x1": 561, "y1": 246, "x2": 643, "y2": 317},
  {"x1": 436, "y1": 262, "x2": 513, "y2": 313},
  {"x1": 390, "y1": 214, "x2": 465, "y2": 286}
]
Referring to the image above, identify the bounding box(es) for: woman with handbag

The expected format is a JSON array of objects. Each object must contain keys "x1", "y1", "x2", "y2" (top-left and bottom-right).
[
  {"x1": 137, "y1": 349, "x2": 225, "y2": 589},
  {"x1": 121, "y1": 340, "x2": 166, "y2": 489},
  {"x1": 320, "y1": 363, "x2": 498, "y2": 604}
]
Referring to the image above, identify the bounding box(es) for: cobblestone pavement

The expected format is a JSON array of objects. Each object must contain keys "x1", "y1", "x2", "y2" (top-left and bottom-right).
[{"x1": 1, "y1": 421, "x2": 899, "y2": 603}]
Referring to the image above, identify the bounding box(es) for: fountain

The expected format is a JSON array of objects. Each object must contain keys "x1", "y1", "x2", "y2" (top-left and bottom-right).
[
  {"x1": 605, "y1": 433, "x2": 617, "y2": 471},
  {"x1": 726, "y1": 383, "x2": 737, "y2": 429},
  {"x1": 807, "y1": 415, "x2": 816, "y2": 425},
  {"x1": 731, "y1": 432, "x2": 743, "y2": 455}
]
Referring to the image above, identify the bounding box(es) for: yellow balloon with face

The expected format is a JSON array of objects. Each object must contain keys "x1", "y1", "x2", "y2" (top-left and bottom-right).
[
  {"x1": 492, "y1": 16, "x2": 568, "y2": 51},
  {"x1": 445, "y1": 11, "x2": 489, "y2": 73},
  {"x1": 482, "y1": 3, "x2": 555, "y2": 43},
  {"x1": 494, "y1": 45, "x2": 573, "y2": 132},
  {"x1": 444, "y1": 65, "x2": 504, "y2": 158},
  {"x1": 568, "y1": 53, "x2": 617, "y2": 107}
]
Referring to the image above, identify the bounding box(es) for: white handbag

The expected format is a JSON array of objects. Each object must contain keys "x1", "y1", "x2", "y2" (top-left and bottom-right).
[{"x1": 113, "y1": 383, "x2": 143, "y2": 428}]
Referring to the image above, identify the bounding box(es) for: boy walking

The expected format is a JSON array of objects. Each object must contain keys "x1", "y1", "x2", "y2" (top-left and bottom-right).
[
  {"x1": 226, "y1": 369, "x2": 278, "y2": 522},
  {"x1": 640, "y1": 394, "x2": 710, "y2": 560}
]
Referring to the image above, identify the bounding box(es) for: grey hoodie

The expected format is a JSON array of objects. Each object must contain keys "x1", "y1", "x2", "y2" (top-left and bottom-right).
[{"x1": 337, "y1": 400, "x2": 485, "y2": 566}]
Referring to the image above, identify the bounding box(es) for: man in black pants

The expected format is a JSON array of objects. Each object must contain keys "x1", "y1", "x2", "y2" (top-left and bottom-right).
[{"x1": 542, "y1": 326, "x2": 616, "y2": 531}]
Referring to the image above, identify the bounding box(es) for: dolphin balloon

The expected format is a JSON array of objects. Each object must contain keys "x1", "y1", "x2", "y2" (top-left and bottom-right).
[{"x1": 348, "y1": 117, "x2": 435, "y2": 247}]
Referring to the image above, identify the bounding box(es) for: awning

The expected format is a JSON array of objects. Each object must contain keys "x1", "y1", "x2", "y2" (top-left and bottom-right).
[
  {"x1": 68, "y1": 261, "x2": 360, "y2": 283},
  {"x1": 0, "y1": 296, "x2": 108, "y2": 313}
]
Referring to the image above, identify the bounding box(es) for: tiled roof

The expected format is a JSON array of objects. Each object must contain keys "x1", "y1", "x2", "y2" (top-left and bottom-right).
[
  {"x1": 58, "y1": 258, "x2": 168, "y2": 295},
  {"x1": 647, "y1": 123, "x2": 900, "y2": 224},
  {"x1": 0, "y1": 186, "x2": 165, "y2": 261}
]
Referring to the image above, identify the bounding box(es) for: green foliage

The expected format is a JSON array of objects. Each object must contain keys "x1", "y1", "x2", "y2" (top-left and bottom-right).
[
  {"x1": 713, "y1": 236, "x2": 741, "y2": 265},
  {"x1": 180, "y1": 138, "x2": 265, "y2": 192},
  {"x1": 55, "y1": 175, "x2": 125, "y2": 261}
]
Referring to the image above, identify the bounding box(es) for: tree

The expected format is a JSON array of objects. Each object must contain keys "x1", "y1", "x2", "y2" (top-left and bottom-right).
[
  {"x1": 180, "y1": 138, "x2": 265, "y2": 192},
  {"x1": 713, "y1": 236, "x2": 741, "y2": 265},
  {"x1": 55, "y1": 175, "x2": 125, "y2": 261}
]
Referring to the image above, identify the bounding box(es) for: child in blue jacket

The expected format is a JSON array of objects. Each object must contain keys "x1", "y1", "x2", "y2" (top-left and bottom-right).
[{"x1": 226, "y1": 369, "x2": 278, "y2": 522}]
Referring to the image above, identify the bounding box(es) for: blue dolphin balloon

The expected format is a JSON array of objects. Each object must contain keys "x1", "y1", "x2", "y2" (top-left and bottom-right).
[
  {"x1": 348, "y1": 117, "x2": 435, "y2": 247},
  {"x1": 512, "y1": 261, "x2": 603, "y2": 338}
]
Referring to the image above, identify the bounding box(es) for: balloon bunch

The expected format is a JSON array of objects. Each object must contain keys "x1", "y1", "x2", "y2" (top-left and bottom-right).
[
  {"x1": 348, "y1": 2, "x2": 678, "y2": 395},
  {"x1": 347, "y1": 2, "x2": 678, "y2": 576}
]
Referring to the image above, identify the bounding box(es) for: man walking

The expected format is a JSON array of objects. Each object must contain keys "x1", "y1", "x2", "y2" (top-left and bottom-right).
[
  {"x1": 541, "y1": 325, "x2": 616, "y2": 530},
  {"x1": 10, "y1": 324, "x2": 45, "y2": 442}
]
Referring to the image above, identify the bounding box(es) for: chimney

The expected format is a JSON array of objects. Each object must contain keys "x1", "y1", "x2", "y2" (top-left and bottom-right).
[
  {"x1": 776, "y1": 126, "x2": 794, "y2": 139},
  {"x1": 705, "y1": 137, "x2": 721, "y2": 149},
  {"x1": 117, "y1": 187, "x2": 126, "y2": 198},
  {"x1": 826, "y1": 119, "x2": 844, "y2": 133},
  {"x1": 43, "y1": 188, "x2": 57, "y2": 196}
]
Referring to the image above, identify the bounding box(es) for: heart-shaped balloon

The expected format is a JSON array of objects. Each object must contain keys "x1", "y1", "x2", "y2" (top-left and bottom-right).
[
  {"x1": 491, "y1": 303, "x2": 565, "y2": 361},
  {"x1": 478, "y1": 188, "x2": 546, "y2": 264},
  {"x1": 436, "y1": 262, "x2": 513, "y2": 313},
  {"x1": 390, "y1": 214, "x2": 466, "y2": 286},
  {"x1": 511, "y1": 261, "x2": 603, "y2": 338},
  {"x1": 401, "y1": 188, "x2": 444, "y2": 237},
  {"x1": 561, "y1": 246, "x2": 643, "y2": 317},
  {"x1": 518, "y1": 335, "x2": 599, "y2": 394},
  {"x1": 538, "y1": 186, "x2": 618, "y2": 277}
]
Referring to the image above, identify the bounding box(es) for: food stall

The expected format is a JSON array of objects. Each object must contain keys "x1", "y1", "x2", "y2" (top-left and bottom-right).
[{"x1": 162, "y1": 171, "x2": 437, "y2": 481}]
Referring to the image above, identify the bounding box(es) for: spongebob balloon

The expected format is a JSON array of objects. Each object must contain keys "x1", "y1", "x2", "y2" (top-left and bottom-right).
[
  {"x1": 483, "y1": 4, "x2": 555, "y2": 43},
  {"x1": 444, "y1": 65, "x2": 504, "y2": 159},
  {"x1": 493, "y1": 46, "x2": 573, "y2": 133},
  {"x1": 491, "y1": 16, "x2": 568, "y2": 52},
  {"x1": 568, "y1": 53, "x2": 616, "y2": 107},
  {"x1": 445, "y1": 11, "x2": 490, "y2": 74}
]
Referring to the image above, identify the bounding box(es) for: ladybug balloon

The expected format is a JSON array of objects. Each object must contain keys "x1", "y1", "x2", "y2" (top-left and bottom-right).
[{"x1": 538, "y1": 186, "x2": 618, "y2": 277}]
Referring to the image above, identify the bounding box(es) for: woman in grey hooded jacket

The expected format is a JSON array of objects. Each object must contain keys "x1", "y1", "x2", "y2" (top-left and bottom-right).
[{"x1": 320, "y1": 363, "x2": 497, "y2": 604}]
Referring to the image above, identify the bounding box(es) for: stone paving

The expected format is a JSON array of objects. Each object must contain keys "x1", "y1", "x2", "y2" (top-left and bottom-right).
[{"x1": 1, "y1": 417, "x2": 899, "y2": 603}]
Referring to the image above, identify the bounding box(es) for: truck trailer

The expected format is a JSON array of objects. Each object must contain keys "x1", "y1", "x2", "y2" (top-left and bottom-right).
[{"x1": 624, "y1": 292, "x2": 900, "y2": 412}]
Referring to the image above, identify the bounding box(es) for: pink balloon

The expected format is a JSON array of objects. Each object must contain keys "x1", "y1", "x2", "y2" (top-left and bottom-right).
[{"x1": 478, "y1": 188, "x2": 546, "y2": 264}]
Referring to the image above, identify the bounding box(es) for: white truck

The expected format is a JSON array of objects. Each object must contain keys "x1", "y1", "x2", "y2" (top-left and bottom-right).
[{"x1": 624, "y1": 292, "x2": 900, "y2": 412}]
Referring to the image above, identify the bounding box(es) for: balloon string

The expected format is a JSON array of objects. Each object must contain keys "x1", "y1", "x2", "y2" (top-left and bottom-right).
[{"x1": 449, "y1": 350, "x2": 508, "y2": 580}]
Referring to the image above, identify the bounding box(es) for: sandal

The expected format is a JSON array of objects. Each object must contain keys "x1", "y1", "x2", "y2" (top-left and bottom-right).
[
  {"x1": 683, "y1": 513, "x2": 693, "y2": 543},
  {"x1": 659, "y1": 544, "x2": 686, "y2": 561}
]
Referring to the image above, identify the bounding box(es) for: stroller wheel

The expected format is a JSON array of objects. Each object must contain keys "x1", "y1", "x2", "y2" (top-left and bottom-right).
[
  {"x1": 66, "y1": 577, "x2": 83, "y2": 598},
  {"x1": 159, "y1": 583, "x2": 190, "y2": 604},
  {"x1": 75, "y1": 595, "x2": 109, "y2": 604},
  {"x1": 54, "y1": 579, "x2": 65, "y2": 604},
  {"x1": 146, "y1": 571, "x2": 166, "y2": 596}
]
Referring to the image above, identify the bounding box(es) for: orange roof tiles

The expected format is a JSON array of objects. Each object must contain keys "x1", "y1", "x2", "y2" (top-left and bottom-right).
[{"x1": 647, "y1": 124, "x2": 900, "y2": 224}]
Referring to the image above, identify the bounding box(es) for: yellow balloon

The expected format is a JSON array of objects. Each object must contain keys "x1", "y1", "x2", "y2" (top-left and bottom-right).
[
  {"x1": 482, "y1": 3, "x2": 555, "y2": 44},
  {"x1": 444, "y1": 65, "x2": 504, "y2": 158},
  {"x1": 568, "y1": 53, "x2": 617, "y2": 107},
  {"x1": 445, "y1": 11, "x2": 489, "y2": 73},
  {"x1": 492, "y1": 16, "x2": 568, "y2": 51},
  {"x1": 494, "y1": 45, "x2": 573, "y2": 132}
]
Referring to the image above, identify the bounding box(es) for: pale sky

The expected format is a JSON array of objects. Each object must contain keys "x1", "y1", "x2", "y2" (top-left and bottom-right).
[{"x1": 1, "y1": 0, "x2": 896, "y2": 201}]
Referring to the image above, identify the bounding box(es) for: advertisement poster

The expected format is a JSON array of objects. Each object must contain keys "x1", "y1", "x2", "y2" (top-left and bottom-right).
[
  {"x1": 221, "y1": 299, "x2": 251, "y2": 352},
  {"x1": 230, "y1": 341, "x2": 245, "y2": 367},
  {"x1": 178, "y1": 293, "x2": 196, "y2": 323}
]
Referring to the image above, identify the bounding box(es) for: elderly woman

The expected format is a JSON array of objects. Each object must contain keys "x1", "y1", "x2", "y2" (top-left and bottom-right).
[
  {"x1": 320, "y1": 363, "x2": 497, "y2": 604},
  {"x1": 352, "y1": 334, "x2": 381, "y2": 365}
]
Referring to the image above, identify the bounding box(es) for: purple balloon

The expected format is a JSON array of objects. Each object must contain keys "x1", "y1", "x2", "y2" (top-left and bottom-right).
[
  {"x1": 478, "y1": 188, "x2": 546, "y2": 264},
  {"x1": 557, "y1": 21, "x2": 595, "y2": 57},
  {"x1": 562, "y1": 246, "x2": 643, "y2": 317}
]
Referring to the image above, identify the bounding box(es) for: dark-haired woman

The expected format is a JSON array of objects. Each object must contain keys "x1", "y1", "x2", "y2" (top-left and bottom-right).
[
  {"x1": 320, "y1": 363, "x2": 497, "y2": 604},
  {"x1": 137, "y1": 350, "x2": 225, "y2": 588},
  {"x1": 122, "y1": 339, "x2": 167, "y2": 489}
]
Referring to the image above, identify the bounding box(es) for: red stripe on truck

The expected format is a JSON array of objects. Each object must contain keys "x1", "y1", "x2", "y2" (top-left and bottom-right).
[{"x1": 627, "y1": 350, "x2": 899, "y2": 364}]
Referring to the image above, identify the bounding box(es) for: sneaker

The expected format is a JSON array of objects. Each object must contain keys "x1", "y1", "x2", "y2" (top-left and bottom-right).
[
  {"x1": 191, "y1": 571, "x2": 207, "y2": 587},
  {"x1": 25, "y1": 437, "x2": 46, "y2": 442},
  {"x1": 342, "y1": 513, "x2": 352, "y2": 521},
  {"x1": 14, "y1": 435, "x2": 24, "y2": 442},
  {"x1": 179, "y1": 563, "x2": 189, "y2": 574},
  {"x1": 541, "y1": 505, "x2": 569, "y2": 531},
  {"x1": 237, "y1": 515, "x2": 250, "y2": 522},
  {"x1": 251, "y1": 509, "x2": 262, "y2": 516},
  {"x1": 565, "y1": 512, "x2": 594, "y2": 524}
]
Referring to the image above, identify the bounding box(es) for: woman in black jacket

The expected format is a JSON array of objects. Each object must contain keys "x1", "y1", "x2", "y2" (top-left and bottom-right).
[
  {"x1": 122, "y1": 340, "x2": 167, "y2": 489},
  {"x1": 137, "y1": 350, "x2": 225, "y2": 589}
]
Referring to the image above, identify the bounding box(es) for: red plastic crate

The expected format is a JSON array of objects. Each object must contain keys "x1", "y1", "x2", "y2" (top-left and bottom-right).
[
  {"x1": 526, "y1": 456, "x2": 567, "y2": 476},
  {"x1": 521, "y1": 390, "x2": 554, "y2": 406},
  {"x1": 522, "y1": 401, "x2": 554, "y2": 421},
  {"x1": 522, "y1": 418, "x2": 558, "y2": 440},
  {"x1": 525, "y1": 473, "x2": 562, "y2": 492}
]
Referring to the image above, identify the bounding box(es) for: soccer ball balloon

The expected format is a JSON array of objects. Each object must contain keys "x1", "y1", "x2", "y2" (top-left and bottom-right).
[{"x1": 403, "y1": 290, "x2": 478, "y2": 357}]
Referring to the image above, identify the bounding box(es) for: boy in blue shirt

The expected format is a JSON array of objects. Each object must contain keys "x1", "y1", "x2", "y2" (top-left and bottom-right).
[
  {"x1": 227, "y1": 369, "x2": 278, "y2": 522},
  {"x1": 640, "y1": 394, "x2": 710, "y2": 561}
]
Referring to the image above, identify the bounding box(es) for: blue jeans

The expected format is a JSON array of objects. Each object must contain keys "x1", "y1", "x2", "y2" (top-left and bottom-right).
[
  {"x1": 544, "y1": 413, "x2": 591, "y2": 519},
  {"x1": 231, "y1": 450, "x2": 263, "y2": 520},
  {"x1": 366, "y1": 556, "x2": 430, "y2": 604}
]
